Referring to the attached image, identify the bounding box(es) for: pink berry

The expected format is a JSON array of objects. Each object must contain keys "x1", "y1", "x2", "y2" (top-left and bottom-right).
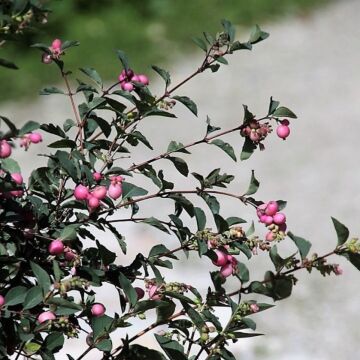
[
  {"x1": 48, "y1": 239, "x2": 64, "y2": 255},
  {"x1": 138, "y1": 74, "x2": 149, "y2": 85},
  {"x1": 0, "y1": 295, "x2": 5, "y2": 307},
  {"x1": 9, "y1": 190, "x2": 23, "y2": 198},
  {"x1": 334, "y1": 265, "x2": 343, "y2": 276},
  {"x1": 250, "y1": 303, "x2": 260, "y2": 313},
  {"x1": 91, "y1": 303, "x2": 106, "y2": 317},
  {"x1": 276, "y1": 124, "x2": 290, "y2": 139},
  {"x1": 121, "y1": 82, "x2": 134, "y2": 92},
  {"x1": 42, "y1": 53, "x2": 53, "y2": 64},
  {"x1": 265, "y1": 201, "x2": 278, "y2": 216},
  {"x1": 260, "y1": 215, "x2": 273, "y2": 225},
  {"x1": 52, "y1": 39, "x2": 62, "y2": 49},
  {"x1": 148, "y1": 285, "x2": 160, "y2": 300},
  {"x1": 249, "y1": 131, "x2": 260, "y2": 142},
  {"x1": 29, "y1": 132, "x2": 42, "y2": 144},
  {"x1": 91, "y1": 186, "x2": 107, "y2": 200},
  {"x1": 273, "y1": 213, "x2": 286, "y2": 225},
  {"x1": 0, "y1": 140, "x2": 12, "y2": 158},
  {"x1": 220, "y1": 262, "x2": 234, "y2": 278},
  {"x1": 108, "y1": 184, "x2": 122, "y2": 200},
  {"x1": 38, "y1": 311, "x2": 56, "y2": 323},
  {"x1": 118, "y1": 74, "x2": 126, "y2": 83},
  {"x1": 11, "y1": 173, "x2": 23, "y2": 185},
  {"x1": 92, "y1": 172, "x2": 102, "y2": 182},
  {"x1": 64, "y1": 250, "x2": 76, "y2": 261},
  {"x1": 135, "y1": 287, "x2": 145, "y2": 300},
  {"x1": 131, "y1": 74, "x2": 141, "y2": 82},
  {"x1": 87, "y1": 196, "x2": 100, "y2": 209},
  {"x1": 281, "y1": 119, "x2": 290, "y2": 126},
  {"x1": 257, "y1": 203, "x2": 267, "y2": 218},
  {"x1": 265, "y1": 231, "x2": 276, "y2": 242},
  {"x1": 212, "y1": 249, "x2": 228, "y2": 267},
  {"x1": 74, "y1": 185, "x2": 89, "y2": 200}
]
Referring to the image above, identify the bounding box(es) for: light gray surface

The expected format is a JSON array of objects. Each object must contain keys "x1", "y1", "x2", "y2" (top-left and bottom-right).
[{"x1": 3, "y1": 0, "x2": 360, "y2": 358}]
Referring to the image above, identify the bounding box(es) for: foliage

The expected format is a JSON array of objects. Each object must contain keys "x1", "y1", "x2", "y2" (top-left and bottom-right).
[{"x1": 0, "y1": 9, "x2": 357, "y2": 360}]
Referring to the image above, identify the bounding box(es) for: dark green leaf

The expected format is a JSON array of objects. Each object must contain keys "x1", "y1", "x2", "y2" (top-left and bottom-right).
[
  {"x1": 43, "y1": 332, "x2": 64, "y2": 353},
  {"x1": 168, "y1": 157, "x2": 189, "y2": 177},
  {"x1": 331, "y1": 217, "x2": 349, "y2": 246},
  {"x1": 0, "y1": 58, "x2": 18, "y2": 70},
  {"x1": 192, "y1": 37, "x2": 207, "y2": 51},
  {"x1": 4, "y1": 286, "x2": 27, "y2": 306},
  {"x1": 167, "y1": 141, "x2": 190, "y2": 154},
  {"x1": 30, "y1": 261, "x2": 51, "y2": 293},
  {"x1": 18, "y1": 121, "x2": 40, "y2": 136},
  {"x1": 48, "y1": 139, "x2": 77, "y2": 149},
  {"x1": 23, "y1": 286, "x2": 43, "y2": 310},
  {"x1": 244, "y1": 170, "x2": 259, "y2": 195},
  {"x1": 40, "y1": 87, "x2": 64, "y2": 95},
  {"x1": 157, "y1": 300, "x2": 176, "y2": 323},
  {"x1": 194, "y1": 207, "x2": 206, "y2": 231},
  {"x1": 272, "y1": 106, "x2": 297, "y2": 119},
  {"x1": 152, "y1": 65, "x2": 171, "y2": 88},
  {"x1": 79, "y1": 67, "x2": 102, "y2": 86},
  {"x1": 226, "y1": 217, "x2": 246, "y2": 226},
  {"x1": 118, "y1": 273, "x2": 137, "y2": 307},
  {"x1": 121, "y1": 182, "x2": 148, "y2": 200},
  {"x1": 173, "y1": 96, "x2": 198, "y2": 116},
  {"x1": 142, "y1": 217, "x2": 170, "y2": 234},
  {"x1": 117, "y1": 50, "x2": 129, "y2": 71},
  {"x1": 211, "y1": 139, "x2": 236, "y2": 161},
  {"x1": 240, "y1": 138, "x2": 257, "y2": 161},
  {"x1": 288, "y1": 232, "x2": 311, "y2": 259},
  {"x1": 249, "y1": 24, "x2": 269, "y2": 44},
  {"x1": 268, "y1": 97, "x2": 280, "y2": 115},
  {"x1": 155, "y1": 334, "x2": 188, "y2": 360}
]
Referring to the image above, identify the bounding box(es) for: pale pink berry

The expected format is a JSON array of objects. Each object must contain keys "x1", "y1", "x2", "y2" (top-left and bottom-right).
[
  {"x1": 212, "y1": 249, "x2": 228, "y2": 267},
  {"x1": 91, "y1": 186, "x2": 107, "y2": 200},
  {"x1": 11, "y1": 173, "x2": 23, "y2": 185},
  {"x1": 108, "y1": 183, "x2": 122, "y2": 200},
  {"x1": 91, "y1": 303, "x2": 105, "y2": 317},
  {"x1": 220, "y1": 262, "x2": 234, "y2": 278},
  {"x1": 334, "y1": 265, "x2": 343, "y2": 276},
  {"x1": 48, "y1": 239, "x2": 64, "y2": 255},
  {"x1": 38, "y1": 311, "x2": 56, "y2": 323},
  {"x1": 138, "y1": 74, "x2": 149, "y2": 85},
  {"x1": 131, "y1": 74, "x2": 141, "y2": 82},
  {"x1": 70, "y1": 267, "x2": 77, "y2": 276},
  {"x1": 42, "y1": 53, "x2": 53, "y2": 64},
  {"x1": 92, "y1": 172, "x2": 102, "y2": 182},
  {"x1": 29, "y1": 132, "x2": 42, "y2": 144},
  {"x1": 51, "y1": 39, "x2": 62, "y2": 53},
  {"x1": 64, "y1": 250, "x2": 76, "y2": 261},
  {"x1": 276, "y1": 124, "x2": 290, "y2": 139},
  {"x1": 260, "y1": 215, "x2": 273, "y2": 225},
  {"x1": 135, "y1": 287, "x2": 145, "y2": 300},
  {"x1": 87, "y1": 196, "x2": 100, "y2": 209},
  {"x1": 273, "y1": 213, "x2": 286, "y2": 225},
  {"x1": 249, "y1": 131, "x2": 260, "y2": 142},
  {"x1": 250, "y1": 303, "x2": 260, "y2": 313},
  {"x1": 265, "y1": 201, "x2": 278, "y2": 216},
  {"x1": 0, "y1": 140, "x2": 12, "y2": 158},
  {"x1": 74, "y1": 185, "x2": 89, "y2": 200},
  {"x1": 265, "y1": 231, "x2": 276, "y2": 242},
  {"x1": 148, "y1": 285, "x2": 160, "y2": 300},
  {"x1": 121, "y1": 82, "x2": 134, "y2": 92},
  {"x1": 257, "y1": 203, "x2": 267, "y2": 218},
  {"x1": 0, "y1": 295, "x2": 5, "y2": 307}
]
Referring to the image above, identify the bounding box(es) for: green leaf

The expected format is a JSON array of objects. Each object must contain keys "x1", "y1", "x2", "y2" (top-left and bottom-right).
[
  {"x1": 30, "y1": 261, "x2": 51, "y2": 293},
  {"x1": 233, "y1": 331, "x2": 263, "y2": 338},
  {"x1": 43, "y1": 332, "x2": 64, "y2": 353},
  {"x1": 167, "y1": 141, "x2": 190, "y2": 154},
  {"x1": 118, "y1": 273, "x2": 138, "y2": 307},
  {"x1": 156, "y1": 300, "x2": 176, "y2": 323},
  {"x1": 268, "y1": 97, "x2": 280, "y2": 115},
  {"x1": 194, "y1": 207, "x2": 206, "y2": 231},
  {"x1": 121, "y1": 182, "x2": 148, "y2": 200},
  {"x1": 0, "y1": 116, "x2": 18, "y2": 134},
  {"x1": 181, "y1": 301, "x2": 205, "y2": 330},
  {"x1": 117, "y1": 50, "x2": 129, "y2": 71},
  {"x1": 18, "y1": 121, "x2": 40, "y2": 136},
  {"x1": 173, "y1": 96, "x2": 198, "y2": 116},
  {"x1": 142, "y1": 217, "x2": 170, "y2": 234},
  {"x1": 95, "y1": 339, "x2": 112, "y2": 352},
  {"x1": 60, "y1": 224, "x2": 80, "y2": 241},
  {"x1": 40, "y1": 87, "x2": 64, "y2": 95},
  {"x1": 331, "y1": 217, "x2": 349, "y2": 246},
  {"x1": 226, "y1": 217, "x2": 246, "y2": 226},
  {"x1": 133, "y1": 300, "x2": 169, "y2": 314},
  {"x1": 249, "y1": 24, "x2": 269, "y2": 44},
  {"x1": 126, "y1": 344, "x2": 167, "y2": 360},
  {"x1": 48, "y1": 297, "x2": 82, "y2": 311},
  {"x1": 4, "y1": 286, "x2": 27, "y2": 306},
  {"x1": 97, "y1": 240, "x2": 116, "y2": 266},
  {"x1": 214, "y1": 214, "x2": 229, "y2": 233},
  {"x1": 155, "y1": 335, "x2": 188, "y2": 360},
  {"x1": 341, "y1": 252, "x2": 360, "y2": 271},
  {"x1": 61, "y1": 40, "x2": 80, "y2": 50},
  {"x1": 287, "y1": 232, "x2": 311, "y2": 259},
  {"x1": 240, "y1": 138, "x2": 257, "y2": 161},
  {"x1": 221, "y1": 19, "x2": 236, "y2": 42},
  {"x1": 192, "y1": 36, "x2": 207, "y2": 51},
  {"x1": 272, "y1": 106, "x2": 297, "y2": 119},
  {"x1": 1, "y1": 158, "x2": 21, "y2": 173},
  {"x1": 237, "y1": 262, "x2": 250, "y2": 283},
  {"x1": 79, "y1": 67, "x2": 103, "y2": 86},
  {"x1": 211, "y1": 139, "x2": 236, "y2": 161},
  {"x1": 244, "y1": 170, "x2": 259, "y2": 195},
  {"x1": 48, "y1": 139, "x2": 77, "y2": 149},
  {"x1": 23, "y1": 286, "x2": 43, "y2": 310},
  {"x1": 168, "y1": 157, "x2": 189, "y2": 177},
  {"x1": 91, "y1": 315, "x2": 114, "y2": 341},
  {"x1": 152, "y1": 65, "x2": 171, "y2": 88},
  {"x1": 0, "y1": 58, "x2": 18, "y2": 70},
  {"x1": 201, "y1": 193, "x2": 220, "y2": 215},
  {"x1": 242, "y1": 317, "x2": 256, "y2": 331}
]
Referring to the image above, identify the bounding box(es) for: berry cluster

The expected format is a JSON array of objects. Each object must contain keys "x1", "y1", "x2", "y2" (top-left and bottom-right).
[
  {"x1": 256, "y1": 201, "x2": 287, "y2": 241},
  {"x1": 74, "y1": 174, "x2": 124, "y2": 211},
  {"x1": 118, "y1": 69, "x2": 149, "y2": 92},
  {"x1": 20, "y1": 131, "x2": 43, "y2": 150},
  {"x1": 42, "y1": 39, "x2": 63, "y2": 64},
  {"x1": 241, "y1": 120, "x2": 272, "y2": 144},
  {"x1": 211, "y1": 248, "x2": 238, "y2": 278}
]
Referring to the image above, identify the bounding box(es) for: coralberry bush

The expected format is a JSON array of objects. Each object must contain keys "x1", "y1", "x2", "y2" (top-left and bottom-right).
[{"x1": 0, "y1": 9, "x2": 359, "y2": 360}]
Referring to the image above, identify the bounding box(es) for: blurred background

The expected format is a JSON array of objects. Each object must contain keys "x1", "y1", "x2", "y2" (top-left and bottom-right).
[{"x1": 3, "y1": 0, "x2": 360, "y2": 359}]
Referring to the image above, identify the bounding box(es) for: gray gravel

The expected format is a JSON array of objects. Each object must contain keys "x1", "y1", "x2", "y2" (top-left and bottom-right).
[{"x1": 2, "y1": 0, "x2": 360, "y2": 358}]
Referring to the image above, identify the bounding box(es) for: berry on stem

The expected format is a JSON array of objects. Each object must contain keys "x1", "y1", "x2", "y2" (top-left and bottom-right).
[
  {"x1": 38, "y1": 311, "x2": 56, "y2": 323},
  {"x1": 91, "y1": 303, "x2": 106, "y2": 317}
]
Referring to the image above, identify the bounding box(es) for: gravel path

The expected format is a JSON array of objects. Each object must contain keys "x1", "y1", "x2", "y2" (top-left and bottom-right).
[{"x1": 2, "y1": 0, "x2": 360, "y2": 358}]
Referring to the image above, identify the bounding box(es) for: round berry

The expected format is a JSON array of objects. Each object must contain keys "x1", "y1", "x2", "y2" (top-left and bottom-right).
[
  {"x1": 42, "y1": 53, "x2": 53, "y2": 64},
  {"x1": 74, "y1": 185, "x2": 89, "y2": 200},
  {"x1": 148, "y1": 285, "x2": 160, "y2": 300},
  {"x1": 108, "y1": 184, "x2": 122, "y2": 200},
  {"x1": 121, "y1": 82, "x2": 134, "y2": 92},
  {"x1": 212, "y1": 249, "x2": 228, "y2": 267},
  {"x1": 48, "y1": 239, "x2": 64, "y2": 255},
  {"x1": 0, "y1": 141, "x2": 12, "y2": 158},
  {"x1": 265, "y1": 201, "x2": 278, "y2": 216},
  {"x1": 273, "y1": 212, "x2": 286, "y2": 225},
  {"x1": 265, "y1": 231, "x2": 276, "y2": 242},
  {"x1": 0, "y1": 295, "x2": 5, "y2": 307},
  {"x1": 276, "y1": 124, "x2": 290, "y2": 139},
  {"x1": 91, "y1": 186, "x2": 107, "y2": 200},
  {"x1": 38, "y1": 311, "x2": 56, "y2": 323},
  {"x1": 87, "y1": 196, "x2": 100, "y2": 209},
  {"x1": 138, "y1": 74, "x2": 149, "y2": 85},
  {"x1": 92, "y1": 172, "x2": 102, "y2": 182},
  {"x1": 131, "y1": 74, "x2": 141, "y2": 82},
  {"x1": 51, "y1": 39, "x2": 62, "y2": 50},
  {"x1": 11, "y1": 173, "x2": 23, "y2": 185},
  {"x1": 220, "y1": 262, "x2": 233, "y2": 278},
  {"x1": 29, "y1": 132, "x2": 42, "y2": 144},
  {"x1": 91, "y1": 303, "x2": 106, "y2": 317},
  {"x1": 135, "y1": 287, "x2": 145, "y2": 300}
]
